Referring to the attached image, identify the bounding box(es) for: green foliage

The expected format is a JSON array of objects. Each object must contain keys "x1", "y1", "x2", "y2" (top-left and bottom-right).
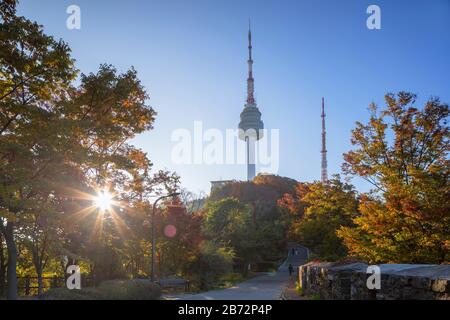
[
  {"x1": 309, "y1": 293, "x2": 321, "y2": 300},
  {"x1": 184, "y1": 241, "x2": 234, "y2": 291},
  {"x1": 279, "y1": 176, "x2": 358, "y2": 261},
  {"x1": 203, "y1": 198, "x2": 252, "y2": 245},
  {"x1": 3, "y1": 0, "x2": 448, "y2": 301},
  {"x1": 206, "y1": 175, "x2": 298, "y2": 271},
  {"x1": 295, "y1": 282, "x2": 303, "y2": 296},
  {"x1": 38, "y1": 287, "x2": 101, "y2": 300},
  {"x1": 0, "y1": 6, "x2": 179, "y2": 299},
  {"x1": 0, "y1": 3, "x2": 79, "y2": 299},
  {"x1": 84, "y1": 243, "x2": 127, "y2": 284},
  {"x1": 96, "y1": 280, "x2": 161, "y2": 300},
  {"x1": 39, "y1": 280, "x2": 161, "y2": 300},
  {"x1": 202, "y1": 198, "x2": 260, "y2": 271}
]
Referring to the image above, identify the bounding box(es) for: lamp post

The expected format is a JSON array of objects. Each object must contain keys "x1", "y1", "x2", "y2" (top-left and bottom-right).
[{"x1": 150, "y1": 192, "x2": 180, "y2": 282}]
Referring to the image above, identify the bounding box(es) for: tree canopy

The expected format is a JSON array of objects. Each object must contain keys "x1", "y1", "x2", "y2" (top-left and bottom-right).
[
  {"x1": 338, "y1": 92, "x2": 449, "y2": 264},
  {"x1": 279, "y1": 176, "x2": 359, "y2": 260},
  {"x1": 0, "y1": 3, "x2": 179, "y2": 299}
]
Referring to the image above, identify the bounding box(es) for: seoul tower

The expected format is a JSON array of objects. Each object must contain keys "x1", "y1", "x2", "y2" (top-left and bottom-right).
[
  {"x1": 321, "y1": 97, "x2": 328, "y2": 183},
  {"x1": 238, "y1": 22, "x2": 264, "y2": 181}
]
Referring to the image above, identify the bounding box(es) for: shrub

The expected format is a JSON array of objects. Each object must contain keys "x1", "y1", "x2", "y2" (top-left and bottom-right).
[
  {"x1": 38, "y1": 287, "x2": 102, "y2": 300},
  {"x1": 216, "y1": 273, "x2": 246, "y2": 288},
  {"x1": 310, "y1": 293, "x2": 321, "y2": 300},
  {"x1": 39, "y1": 280, "x2": 161, "y2": 300},
  {"x1": 295, "y1": 282, "x2": 303, "y2": 296},
  {"x1": 98, "y1": 280, "x2": 161, "y2": 300},
  {"x1": 184, "y1": 241, "x2": 234, "y2": 290}
]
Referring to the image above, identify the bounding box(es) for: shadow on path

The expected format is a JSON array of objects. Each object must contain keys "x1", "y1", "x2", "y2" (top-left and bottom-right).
[{"x1": 164, "y1": 246, "x2": 308, "y2": 300}]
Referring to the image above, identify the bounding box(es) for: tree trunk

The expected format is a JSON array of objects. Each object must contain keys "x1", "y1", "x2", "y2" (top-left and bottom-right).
[
  {"x1": 36, "y1": 266, "x2": 43, "y2": 295},
  {"x1": 32, "y1": 250, "x2": 44, "y2": 295},
  {"x1": 0, "y1": 233, "x2": 6, "y2": 297},
  {"x1": 5, "y1": 222, "x2": 18, "y2": 300}
]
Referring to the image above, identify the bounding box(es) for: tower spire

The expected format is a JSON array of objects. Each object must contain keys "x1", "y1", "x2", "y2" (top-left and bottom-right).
[
  {"x1": 321, "y1": 97, "x2": 328, "y2": 183},
  {"x1": 246, "y1": 20, "x2": 255, "y2": 105}
]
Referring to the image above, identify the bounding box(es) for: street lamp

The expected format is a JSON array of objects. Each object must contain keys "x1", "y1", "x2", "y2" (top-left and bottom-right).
[{"x1": 150, "y1": 192, "x2": 180, "y2": 282}]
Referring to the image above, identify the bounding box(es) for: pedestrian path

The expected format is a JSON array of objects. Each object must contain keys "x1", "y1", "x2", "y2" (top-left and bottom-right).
[{"x1": 164, "y1": 246, "x2": 308, "y2": 300}]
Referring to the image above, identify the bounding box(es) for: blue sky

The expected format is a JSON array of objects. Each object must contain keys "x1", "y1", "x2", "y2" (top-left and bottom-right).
[{"x1": 18, "y1": 0, "x2": 450, "y2": 195}]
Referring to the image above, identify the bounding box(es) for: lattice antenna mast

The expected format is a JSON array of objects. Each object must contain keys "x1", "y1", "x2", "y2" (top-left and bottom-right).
[{"x1": 321, "y1": 97, "x2": 328, "y2": 183}]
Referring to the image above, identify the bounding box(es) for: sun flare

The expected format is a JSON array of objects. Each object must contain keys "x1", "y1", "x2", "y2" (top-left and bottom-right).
[{"x1": 93, "y1": 190, "x2": 113, "y2": 211}]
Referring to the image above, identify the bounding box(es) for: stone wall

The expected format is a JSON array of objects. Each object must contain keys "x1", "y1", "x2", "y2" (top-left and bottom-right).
[{"x1": 298, "y1": 262, "x2": 450, "y2": 300}]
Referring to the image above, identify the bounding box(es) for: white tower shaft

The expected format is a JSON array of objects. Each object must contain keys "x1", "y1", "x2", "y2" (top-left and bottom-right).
[{"x1": 246, "y1": 136, "x2": 256, "y2": 180}]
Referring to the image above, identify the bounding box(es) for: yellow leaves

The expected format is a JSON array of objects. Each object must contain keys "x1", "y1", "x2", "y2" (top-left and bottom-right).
[
  {"x1": 443, "y1": 240, "x2": 450, "y2": 253},
  {"x1": 0, "y1": 208, "x2": 18, "y2": 221}
]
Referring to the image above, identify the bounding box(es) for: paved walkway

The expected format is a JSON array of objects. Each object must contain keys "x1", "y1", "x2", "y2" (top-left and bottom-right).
[{"x1": 164, "y1": 246, "x2": 308, "y2": 300}]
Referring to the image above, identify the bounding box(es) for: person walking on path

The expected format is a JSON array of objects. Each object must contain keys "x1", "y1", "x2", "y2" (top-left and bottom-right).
[{"x1": 288, "y1": 264, "x2": 294, "y2": 278}]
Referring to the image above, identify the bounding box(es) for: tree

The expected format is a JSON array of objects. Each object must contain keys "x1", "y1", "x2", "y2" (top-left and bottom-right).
[
  {"x1": 183, "y1": 241, "x2": 234, "y2": 290},
  {"x1": 209, "y1": 175, "x2": 298, "y2": 262},
  {"x1": 202, "y1": 198, "x2": 260, "y2": 272},
  {"x1": 0, "y1": 232, "x2": 6, "y2": 296},
  {"x1": 0, "y1": 3, "x2": 76, "y2": 298},
  {"x1": 0, "y1": 4, "x2": 180, "y2": 298},
  {"x1": 154, "y1": 198, "x2": 203, "y2": 278},
  {"x1": 210, "y1": 175, "x2": 297, "y2": 205},
  {"x1": 338, "y1": 92, "x2": 449, "y2": 263},
  {"x1": 20, "y1": 205, "x2": 58, "y2": 295},
  {"x1": 279, "y1": 176, "x2": 358, "y2": 260},
  {"x1": 0, "y1": 1, "x2": 17, "y2": 24},
  {"x1": 55, "y1": 65, "x2": 177, "y2": 285}
]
